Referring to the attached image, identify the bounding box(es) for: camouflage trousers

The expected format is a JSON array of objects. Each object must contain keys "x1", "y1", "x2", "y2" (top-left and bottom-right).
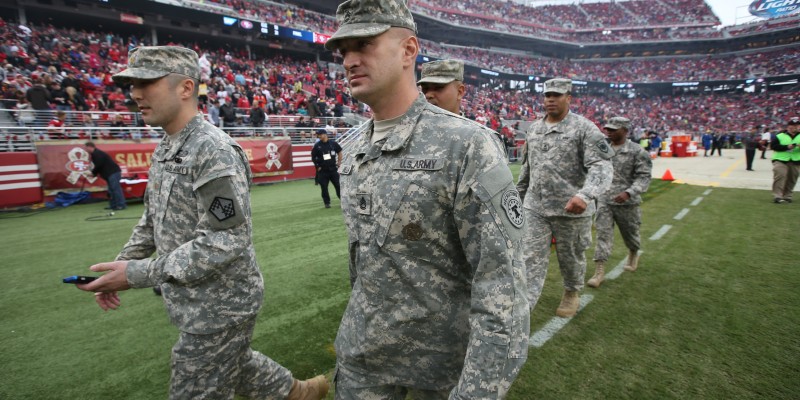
[
  {"x1": 334, "y1": 367, "x2": 449, "y2": 400},
  {"x1": 522, "y1": 211, "x2": 592, "y2": 308},
  {"x1": 170, "y1": 317, "x2": 294, "y2": 399},
  {"x1": 593, "y1": 203, "x2": 642, "y2": 262}
]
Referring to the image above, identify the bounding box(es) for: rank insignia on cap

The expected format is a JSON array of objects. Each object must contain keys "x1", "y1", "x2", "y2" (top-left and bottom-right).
[
  {"x1": 501, "y1": 190, "x2": 524, "y2": 228},
  {"x1": 209, "y1": 197, "x2": 236, "y2": 221}
]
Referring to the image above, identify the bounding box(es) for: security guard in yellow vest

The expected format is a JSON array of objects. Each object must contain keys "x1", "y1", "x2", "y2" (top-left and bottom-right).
[{"x1": 770, "y1": 116, "x2": 800, "y2": 203}]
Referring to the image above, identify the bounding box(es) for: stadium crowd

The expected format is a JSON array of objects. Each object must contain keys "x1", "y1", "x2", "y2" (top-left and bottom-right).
[
  {"x1": 175, "y1": 0, "x2": 797, "y2": 44},
  {"x1": 0, "y1": 16, "x2": 797, "y2": 143},
  {"x1": 0, "y1": 19, "x2": 358, "y2": 131},
  {"x1": 460, "y1": 83, "x2": 798, "y2": 138},
  {"x1": 413, "y1": 0, "x2": 719, "y2": 30},
  {"x1": 422, "y1": 41, "x2": 800, "y2": 82}
]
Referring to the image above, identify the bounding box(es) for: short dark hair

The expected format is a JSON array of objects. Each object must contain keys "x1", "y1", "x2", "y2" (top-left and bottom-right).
[{"x1": 84, "y1": 141, "x2": 96, "y2": 148}]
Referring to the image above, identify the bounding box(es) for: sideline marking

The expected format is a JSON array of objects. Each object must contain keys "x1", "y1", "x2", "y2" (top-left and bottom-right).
[
  {"x1": 720, "y1": 157, "x2": 745, "y2": 178},
  {"x1": 650, "y1": 225, "x2": 672, "y2": 241},
  {"x1": 674, "y1": 208, "x2": 690, "y2": 220},
  {"x1": 703, "y1": 189, "x2": 713, "y2": 196},
  {"x1": 604, "y1": 250, "x2": 642, "y2": 281},
  {"x1": 690, "y1": 197, "x2": 703, "y2": 206},
  {"x1": 529, "y1": 294, "x2": 594, "y2": 348},
  {"x1": 673, "y1": 179, "x2": 720, "y2": 187}
]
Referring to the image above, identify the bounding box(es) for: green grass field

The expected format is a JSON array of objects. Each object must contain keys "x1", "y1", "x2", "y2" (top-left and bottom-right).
[{"x1": 1, "y1": 164, "x2": 799, "y2": 399}]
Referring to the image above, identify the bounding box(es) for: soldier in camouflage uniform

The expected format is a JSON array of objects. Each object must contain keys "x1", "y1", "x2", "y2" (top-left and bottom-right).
[
  {"x1": 516, "y1": 78, "x2": 613, "y2": 318},
  {"x1": 417, "y1": 59, "x2": 465, "y2": 115},
  {"x1": 418, "y1": 59, "x2": 506, "y2": 154},
  {"x1": 76, "y1": 46, "x2": 328, "y2": 400},
  {"x1": 326, "y1": 1, "x2": 529, "y2": 398},
  {"x1": 588, "y1": 117, "x2": 652, "y2": 288}
]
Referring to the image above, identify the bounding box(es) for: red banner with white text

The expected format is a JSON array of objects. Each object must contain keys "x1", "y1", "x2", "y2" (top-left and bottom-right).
[{"x1": 35, "y1": 138, "x2": 293, "y2": 195}]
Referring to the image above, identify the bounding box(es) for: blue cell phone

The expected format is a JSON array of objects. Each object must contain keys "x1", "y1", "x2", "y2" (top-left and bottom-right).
[{"x1": 63, "y1": 275, "x2": 98, "y2": 284}]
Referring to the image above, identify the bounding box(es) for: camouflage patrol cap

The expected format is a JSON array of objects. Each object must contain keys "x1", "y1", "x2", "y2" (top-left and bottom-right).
[
  {"x1": 604, "y1": 116, "x2": 631, "y2": 131},
  {"x1": 112, "y1": 46, "x2": 200, "y2": 85},
  {"x1": 543, "y1": 78, "x2": 572, "y2": 94},
  {"x1": 325, "y1": 0, "x2": 417, "y2": 51},
  {"x1": 417, "y1": 60, "x2": 464, "y2": 85}
]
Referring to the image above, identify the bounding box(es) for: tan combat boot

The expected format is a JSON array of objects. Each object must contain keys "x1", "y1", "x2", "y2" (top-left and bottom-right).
[
  {"x1": 587, "y1": 262, "x2": 605, "y2": 288},
  {"x1": 287, "y1": 375, "x2": 329, "y2": 400},
  {"x1": 555, "y1": 290, "x2": 580, "y2": 318},
  {"x1": 624, "y1": 251, "x2": 640, "y2": 272}
]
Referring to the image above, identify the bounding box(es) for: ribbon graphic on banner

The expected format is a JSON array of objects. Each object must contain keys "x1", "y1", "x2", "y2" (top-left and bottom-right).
[
  {"x1": 265, "y1": 142, "x2": 282, "y2": 170},
  {"x1": 64, "y1": 147, "x2": 97, "y2": 185}
]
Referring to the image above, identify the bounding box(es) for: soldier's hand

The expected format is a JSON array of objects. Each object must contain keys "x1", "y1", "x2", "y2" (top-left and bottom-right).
[
  {"x1": 564, "y1": 196, "x2": 588, "y2": 215},
  {"x1": 94, "y1": 291, "x2": 121, "y2": 311},
  {"x1": 77, "y1": 261, "x2": 131, "y2": 294},
  {"x1": 613, "y1": 191, "x2": 631, "y2": 203}
]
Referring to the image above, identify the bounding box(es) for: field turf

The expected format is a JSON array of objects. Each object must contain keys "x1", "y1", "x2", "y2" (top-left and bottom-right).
[{"x1": 1, "y1": 164, "x2": 798, "y2": 399}]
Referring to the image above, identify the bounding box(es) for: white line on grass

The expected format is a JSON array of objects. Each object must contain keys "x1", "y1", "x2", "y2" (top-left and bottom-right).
[
  {"x1": 674, "y1": 208, "x2": 690, "y2": 220},
  {"x1": 690, "y1": 197, "x2": 703, "y2": 206},
  {"x1": 703, "y1": 189, "x2": 712, "y2": 196},
  {"x1": 529, "y1": 294, "x2": 594, "y2": 348},
  {"x1": 604, "y1": 251, "x2": 642, "y2": 281},
  {"x1": 650, "y1": 225, "x2": 672, "y2": 241}
]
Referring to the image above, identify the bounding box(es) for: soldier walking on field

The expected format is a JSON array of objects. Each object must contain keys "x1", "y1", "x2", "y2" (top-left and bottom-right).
[
  {"x1": 516, "y1": 78, "x2": 613, "y2": 317},
  {"x1": 589, "y1": 117, "x2": 652, "y2": 288},
  {"x1": 76, "y1": 46, "x2": 328, "y2": 400},
  {"x1": 326, "y1": 0, "x2": 529, "y2": 398}
]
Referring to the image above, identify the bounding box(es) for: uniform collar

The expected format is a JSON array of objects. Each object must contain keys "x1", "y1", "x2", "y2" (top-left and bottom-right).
[
  {"x1": 353, "y1": 94, "x2": 428, "y2": 157},
  {"x1": 539, "y1": 111, "x2": 573, "y2": 134},
  {"x1": 612, "y1": 140, "x2": 632, "y2": 153},
  {"x1": 154, "y1": 114, "x2": 204, "y2": 162}
]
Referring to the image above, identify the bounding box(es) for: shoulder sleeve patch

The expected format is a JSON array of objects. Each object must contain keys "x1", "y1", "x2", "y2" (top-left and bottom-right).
[
  {"x1": 593, "y1": 138, "x2": 615, "y2": 160},
  {"x1": 501, "y1": 189, "x2": 524, "y2": 228},
  {"x1": 209, "y1": 197, "x2": 236, "y2": 221}
]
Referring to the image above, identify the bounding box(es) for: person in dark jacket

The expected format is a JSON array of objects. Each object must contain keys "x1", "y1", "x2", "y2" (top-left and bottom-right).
[
  {"x1": 744, "y1": 129, "x2": 761, "y2": 171},
  {"x1": 310, "y1": 129, "x2": 341, "y2": 208},
  {"x1": 249, "y1": 100, "x2": 266, "y2": 127},
  {"x1": 85, "y1": 141, "x2": 126, "y2": 210}
]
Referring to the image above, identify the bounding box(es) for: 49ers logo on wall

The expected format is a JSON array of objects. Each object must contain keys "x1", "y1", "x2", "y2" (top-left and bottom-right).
[
  {"x1": 265, "y1": 142, "x2": 282, "y2": 170},
  {"x1": 64, "y1": 147, "x2": 97, "y2": 185}
]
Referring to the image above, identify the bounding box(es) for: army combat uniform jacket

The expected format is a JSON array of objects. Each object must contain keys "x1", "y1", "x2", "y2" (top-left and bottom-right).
[
  {"x1": 516, "y1": 111, "x2": 613, "y2": 216},
  {"x1": 600, "y1": 139, "x2": 652, "y2": 205},
  {"x1": 119, "y1": 115, "x2": 264, "y2": 335},
  {"x1": 336, "y1": 95, "x2": 529, "y2": 398}
]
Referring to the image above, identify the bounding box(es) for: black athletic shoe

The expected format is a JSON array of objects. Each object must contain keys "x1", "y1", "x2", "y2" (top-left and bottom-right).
[
  {"x1": 153, "y1": 286, "x2": 162, "y2": 296},
  {"x1": 786, "y1": 199, "x2": 793, "y2": 203},
  {"x1": 325, "y1": 204, "x2": 331, "y2": 208},
  {"x1": 774, "y1": 198, "x2": 787, "y2": 204}
]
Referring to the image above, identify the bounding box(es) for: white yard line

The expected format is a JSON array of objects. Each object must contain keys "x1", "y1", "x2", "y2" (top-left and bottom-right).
[
  {"x1": 529, "y1": 294, "x2": 594, "y2": 348},
  {"x1": 674, "y1": 208, "x2": 690, "y2": 220},
  {"x1": 649, "y1": 225, "x2": 672, "y2": 241}
]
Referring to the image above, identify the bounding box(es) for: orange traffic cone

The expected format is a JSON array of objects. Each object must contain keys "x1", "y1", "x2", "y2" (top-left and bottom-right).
[{"x1": 662, "y1": 169, "x2": 675, "y2": 181}]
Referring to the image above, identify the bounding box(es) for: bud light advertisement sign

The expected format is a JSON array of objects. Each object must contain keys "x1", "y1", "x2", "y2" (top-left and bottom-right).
[{"x1": 749, "y1": 0, "x2": 800, "y2": 18}]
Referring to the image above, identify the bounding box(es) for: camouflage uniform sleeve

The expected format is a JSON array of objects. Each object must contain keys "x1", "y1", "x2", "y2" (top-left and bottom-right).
[
  {"x1": 576, "y1": 126, "x2": 614, "y2": 204},
  {"x1": 451, "y1": 133, "x2": 529, "y2": 399},
  {"x1": 626, "y1": 147, "x2": 653, "y2": 198},
  {"x1": 515, "y1": 142, "x2": 529, "y2": 202},
  {"x1": 126, "y1": 146, "x2": 250, "y2": 288},
  {"x1": 115, "y1": 189, "x2": 156, "y2": 261}
]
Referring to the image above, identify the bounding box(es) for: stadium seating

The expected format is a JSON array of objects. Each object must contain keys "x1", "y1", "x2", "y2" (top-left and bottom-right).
[{"x1": 0, "y1": 1, "x2": 797, "y2": 146}]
